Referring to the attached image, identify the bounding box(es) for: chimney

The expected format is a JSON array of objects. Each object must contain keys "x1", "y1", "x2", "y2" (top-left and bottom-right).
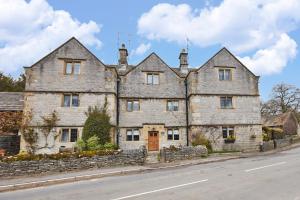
[
  {"x1": 179, "y1": 49, "x2": 188, "y2": 74},
  {"x1": 118, "y1": 43, "x2": 128, "y2": 66}
]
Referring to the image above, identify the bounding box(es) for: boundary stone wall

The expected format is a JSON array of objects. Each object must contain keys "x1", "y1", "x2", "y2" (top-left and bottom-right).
[
  {"x1": 0, "y1": 148, "x2": 146, "y2": 178},
  {"x1": 160, "y1": 145, "x2": 208, "y2": 162}
]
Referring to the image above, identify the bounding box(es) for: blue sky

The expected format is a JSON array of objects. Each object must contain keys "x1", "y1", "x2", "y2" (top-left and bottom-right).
[{"x1": 0, "y1": 0, "x2": 299, "y2": 100}]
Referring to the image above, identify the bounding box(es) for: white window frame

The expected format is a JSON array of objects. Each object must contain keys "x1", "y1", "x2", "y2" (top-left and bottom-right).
[
  {"x1": 126, "y1": 129, "x2": 140, "y2": 141},
  {"x1": 220, "y1": 96, "x2": 233, "y2": 109},
  {"x1": 167, "y1": 100, "x2": 179, "y2": 111},
  {"x1": 146, "y1": 73, "x2": 159, "y2": 85},
  {"x1": 127, "y1": 100, "x2": 139, "y2": 112},
  {"x1": 219, "y1": 68, "x2": 232, "y2": 81},
  {"x1": 64, "y1": 61, "x2": 81, "y2": 75},
  {"x1": 63, "y1": 94, "x2": 79, "y2": 107},
  {"x1": 222, "y1": 126, "x2": 234, "y2": 138},
  {"x1": 61, "y1": 128, "x2": 78, "y2": 142},
  {"x1": 167, "y1": 128, "x2": 179, "y2": 140}
]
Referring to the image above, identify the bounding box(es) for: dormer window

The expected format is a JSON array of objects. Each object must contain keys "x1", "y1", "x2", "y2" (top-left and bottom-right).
[
  {"x1": 219, "y1": 69, "x2": 232, "y2": 81},
  {"x1": 147, "y1": 73, "x2": 159, "y2": 85},
  {"x1": 64, "y1": 61, "x2": 81, "y2": 75}
]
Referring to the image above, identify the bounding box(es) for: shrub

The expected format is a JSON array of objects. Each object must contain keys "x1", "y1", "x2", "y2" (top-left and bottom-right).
[
  {"x1": 82, "y1": 101, "x2": 112, "y2": 144},
  {"x1": 263, "y1": 133, "x2": 270, "y2": 141},
  {"x1": 191, "y1": 133, "x2": 212, "y2": 152},
  {"x1": 103, "y1": 142, "x2": 118, "y2": 150},
  {"x1": 75, "y1": 139, "x2": 86, "y2": 152},
  {"x1": 86, "y1": 136, "x2": 102, "y2": 151}
]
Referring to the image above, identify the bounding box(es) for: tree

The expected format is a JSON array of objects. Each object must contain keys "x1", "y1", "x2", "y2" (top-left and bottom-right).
[
  {"x1": 0, "y1": 72, "x2": 25, "y2": 92},
  {"x1": 0, "y1": 111, "x2": 22, "y2": 134},
  {"x1": 262, "y1": 83, "x2": 300, "y2": 118},
  {"x1": 82, "y1": 98, "x2": 112, "y2": 144},
  {"x1": 38, "y1": 111, "x2": 60, "y2": 149},
  {"x1": 21, "y1": 110, "x2": 38, "y2": 154}
]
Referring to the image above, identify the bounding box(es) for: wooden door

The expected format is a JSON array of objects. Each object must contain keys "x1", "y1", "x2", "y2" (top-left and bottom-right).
[{"x1": 148, "y1": 131, "x2": 159, "y2": 151}]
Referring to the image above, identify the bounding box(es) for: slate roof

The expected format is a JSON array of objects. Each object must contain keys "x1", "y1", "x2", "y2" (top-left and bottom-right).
[
  {"x1": 262, "y1": 112, "x2": 295, "y2": 127},
  {"x1": 0, "y1": 92, "x2": 24, "y2": 111}
]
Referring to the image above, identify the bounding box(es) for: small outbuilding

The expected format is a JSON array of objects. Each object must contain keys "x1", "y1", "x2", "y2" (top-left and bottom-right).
[
  {"x1": 262, "y1": 111, "x2": 299, "y2": 136},
  {"x1": 0, "y1": 92, "x2": 24, "y2": 155}
]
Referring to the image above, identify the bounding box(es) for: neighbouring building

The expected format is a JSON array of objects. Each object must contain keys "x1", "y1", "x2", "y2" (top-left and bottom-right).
[
  {"x1": 262, "y1": 111, "x2": 299, "y2": 136},
  {"x1": 0, "y1": 92, "x2": 23, "y2": 155},
  {"x1": 20, "y1": 37, "x2": 262, "y2": 154}
]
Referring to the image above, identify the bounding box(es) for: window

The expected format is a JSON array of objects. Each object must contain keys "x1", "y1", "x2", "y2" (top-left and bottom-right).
[
  {"x1": 61, "y1": 128, "x2": 78, "y2": 142},
  {"x1": 127, "y1": 100, "x2": 139, "y2": 111},
  {"x1": 63, "y1": 94, "x2": 79, "y2": 107},
  {"x1": 220, "y1": 96, "x2": 233, "y2": 109},
  {"x1": 64, "y1": 61, "x2": 81, "y2": 75},
  {"x1": 61, "y1": 129, "x2": 69, "y2": 142},
  {"x1": 63, "y1": 94, "x2": 71, "y2": 107},
  {"x1": 126, "y1": 129, "x2": 140, "y2": 141},
  {"x1": 167, "y1": 100, "x2": 179, "y2": 111},
  {"x1": 147, "y1": 73, "x2": 159, "y2": 85},
  {"x1": 70, "y1": 129, "x2": 78, "y2": 142},
  {"x1": 222, "y1": 126, "x2": 234, "y2": 138},
  {"x1": 167, "y1": 129, "x2": 179, "y2": 140},
  {"x1": 219, "y1": 69, "x2": 232, "y2": 81}
]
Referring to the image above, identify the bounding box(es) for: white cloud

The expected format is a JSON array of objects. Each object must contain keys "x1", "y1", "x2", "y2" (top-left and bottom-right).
[
  {"x1": 131, "y1": 43, "x2": 151, "y2": 56},
  {"x1": 137, "y1": 0, "x2": 300, "y2": 75},
  {"x1": 0, "y1": 0, "x2": 102, "y2": 76},
  {"x1": 239, "y1": 34, "x2": 297, "y2": 75}
]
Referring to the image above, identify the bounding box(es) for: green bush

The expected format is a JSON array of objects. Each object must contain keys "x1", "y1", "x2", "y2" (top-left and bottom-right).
[
  {"x1": 82, "y1": 103, "x2": 112, "y2": 144},
  {"x1": 103, "y1": 142, "x2": 118, "y2": 150},
  {"x1": 86, "y1": 136, "x2": 103, "y2": 151},
  {"x1": 191, "y1": 133, "x2": 212, "y2": 152},
  {"x1": 262, "y1": 133, "x2": 270, "y2": 141},
  {"x1": 75, "y1": 139, "x2": 86, "y2": 152}
]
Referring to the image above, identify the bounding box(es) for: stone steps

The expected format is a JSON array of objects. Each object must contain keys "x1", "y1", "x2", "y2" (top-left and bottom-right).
[{"x1": 145, "y1": 152, "x2": 160, "y2": 164}]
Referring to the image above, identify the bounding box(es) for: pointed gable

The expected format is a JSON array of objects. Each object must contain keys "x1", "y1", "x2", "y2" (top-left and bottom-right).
[
  {"x1": 188, "y1": 47, "x2": 259, "y2": 96},
  {"x1": 197, "y1": 47, "x2": 258, "y2": 79},
  {"x1": 119, "y1": 53, "x2": 185, "y2": 98},
  {"x1": 25, "y1": 37, "x2": 116, "y2": 93},
  {"x1": 124, "y1": 53, "x2": 181, "y2": 78}
]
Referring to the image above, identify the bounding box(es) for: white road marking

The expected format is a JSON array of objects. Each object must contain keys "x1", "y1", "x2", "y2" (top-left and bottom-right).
[
  {"x1": 245, "y1": 162, "x2": 286, "y2": 172},
  {"x1": 111, "y1": 179, "x2": 208, "y2": 200}
]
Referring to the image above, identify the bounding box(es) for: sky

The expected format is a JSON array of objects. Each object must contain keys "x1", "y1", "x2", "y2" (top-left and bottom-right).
[{"x1": 0, "y1": 0, "x2": 299, "y2": 100}]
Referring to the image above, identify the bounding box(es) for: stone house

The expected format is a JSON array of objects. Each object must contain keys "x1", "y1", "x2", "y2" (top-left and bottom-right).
[
  {"x1": 21, "y1": 37, "x2": 262, "y2": 154},
  {"x1": 262, "y1": 111, "x2": 299, "y2": 135}
]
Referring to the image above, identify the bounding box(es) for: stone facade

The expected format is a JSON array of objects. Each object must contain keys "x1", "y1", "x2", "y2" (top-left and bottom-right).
[{"x1": 21, "y1": 37, "x2": 262, "y2": 154}]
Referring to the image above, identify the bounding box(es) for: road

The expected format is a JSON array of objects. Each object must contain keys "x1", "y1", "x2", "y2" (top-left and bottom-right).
[{"x1": 1, "y1": 147, "x2": 300, "y2": 200}]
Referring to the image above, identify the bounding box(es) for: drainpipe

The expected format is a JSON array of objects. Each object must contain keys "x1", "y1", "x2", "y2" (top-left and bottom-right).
[
  {"x1": 116, "y1": 78, "x2": 120, "y2": 147},
  {"x1": 185, "y1": 79, "x2": 189, "y2": 146}
]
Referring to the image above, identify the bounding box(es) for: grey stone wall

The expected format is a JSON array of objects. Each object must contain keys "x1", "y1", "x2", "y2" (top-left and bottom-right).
[
  {"x1": 190, "y1": 125, "x2": 262, "y2": 152},
  {"x1": 119, "y1": 99, "x2": 186, "y2": 127},
  {"x1": 260, "y1": 140, "x2": 275, "y2": 152},
  {"x1": 189, "y1": 95, "x2": 261, "y2": 125},
  {"x1": 160, "y1": 145, "x2": 208, "y2": 162},
  {"x1": 0, "y1": 148, "x2": 146, "y2": 178}
]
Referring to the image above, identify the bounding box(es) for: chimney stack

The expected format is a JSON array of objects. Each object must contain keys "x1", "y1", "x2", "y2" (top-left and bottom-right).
[
  {"x1": 179, "y1": 49, "x2": 188, "y2": 74},
  {"x1": 118, "y1": 43, "x2": 128, "y2": 66}
]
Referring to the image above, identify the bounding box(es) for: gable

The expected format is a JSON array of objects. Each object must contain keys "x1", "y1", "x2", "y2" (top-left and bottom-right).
[
  {"x1": 29, "y1": 37, "x2": 105, "y2": 70},
  {"x1": 197, "y1": 48, "x2": 258, "y2": 79},
  {"x1": 124, "y1": 53, "x2": 181, "y2": 79}
]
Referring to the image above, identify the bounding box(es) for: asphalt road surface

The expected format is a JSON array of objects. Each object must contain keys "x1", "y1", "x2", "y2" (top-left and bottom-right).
[{"x1": 1, "y1": 147, "x2": 300, "y2": 200}]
